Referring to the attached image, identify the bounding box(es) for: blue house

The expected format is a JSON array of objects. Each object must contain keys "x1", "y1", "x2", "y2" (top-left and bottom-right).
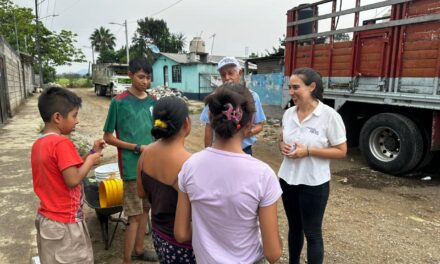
[
  {"x1": 150, "y1": 52, "x2": 223, "y2": 100},
  {"x1": 150, "y1": 37, "x2": 256, "y2": 100}
]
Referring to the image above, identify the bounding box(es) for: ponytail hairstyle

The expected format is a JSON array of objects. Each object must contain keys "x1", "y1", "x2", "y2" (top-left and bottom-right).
[
  {"x1": 204, "y1": 83, "x2": 256, "y2": 139},
  {"x1": 293, "y1": 67, "x2": 324, "y2": 101},
  {"x1": 151, "y1": 96, "x2": 189, "y2": 140}
]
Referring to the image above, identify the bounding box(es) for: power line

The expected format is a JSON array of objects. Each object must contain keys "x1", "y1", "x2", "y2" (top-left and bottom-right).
[
  {"x1": 58, "y1": 0, "x2": 82, "y2": 15},
  {"x1": 126, "y1": 0, "x2": 184, "y2": 24},
  {"x1": 114, "y1": 26, "x2": 123, "y2": 36},
  {"x1": 150, "y1": 0, "x2": 184, "y2": 17},
  {"x1": 50, "y1": 0, "x2": 56, "y2": 29},
  {"x1": 45, "y1": 0, "x2": 50, "y2": 18}
]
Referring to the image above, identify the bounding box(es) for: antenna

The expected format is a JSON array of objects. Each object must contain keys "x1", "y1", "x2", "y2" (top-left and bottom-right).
[{"x1": 209, "y1": 33, "x2": 216, "y2": 55}]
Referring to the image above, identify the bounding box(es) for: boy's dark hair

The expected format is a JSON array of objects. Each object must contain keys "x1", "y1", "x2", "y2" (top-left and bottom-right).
[
  {"x1": 205, "y1": 83, "x2": 256, "y2": 139},
  {"x1": 151, "y1": 96, "x2": 189, "y2": 140},
  {"x1": 38, "y1": 87, "x2": 82, "y2": 122},
  {"x1": 293, "y1": 67, "x2": 324, "y2": 101},
  {"x1": 129, "y1": 56, "x2": 152, "y2": 74}
]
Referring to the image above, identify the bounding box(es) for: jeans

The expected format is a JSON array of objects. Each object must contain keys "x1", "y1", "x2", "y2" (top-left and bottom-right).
[
  {"x1": 280, "y1": 179, "x2": 329, "y2": 264},
  {"x1": 243, "y1": 145, "x2": 253, "y2": 155}
]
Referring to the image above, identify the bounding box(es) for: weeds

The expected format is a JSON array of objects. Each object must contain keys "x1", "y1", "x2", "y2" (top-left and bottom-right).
[{"x1": 69, "y1": 133, "x2": 91, "y2": 156}]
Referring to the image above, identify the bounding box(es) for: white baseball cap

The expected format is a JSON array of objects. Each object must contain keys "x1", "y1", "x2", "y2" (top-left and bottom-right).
[{"x1": 217, "y1": 57, "x2": 240, "y2": 71}]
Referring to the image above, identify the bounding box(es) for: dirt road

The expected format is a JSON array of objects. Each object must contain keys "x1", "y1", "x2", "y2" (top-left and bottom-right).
[{"x1": 71, "y1": 88, "x2": 440, "y2": 263}]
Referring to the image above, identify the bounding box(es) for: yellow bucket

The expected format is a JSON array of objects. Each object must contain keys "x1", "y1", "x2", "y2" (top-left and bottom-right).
[{"x1": 99, "y1": 179, "x2": 123, "y2": 208}]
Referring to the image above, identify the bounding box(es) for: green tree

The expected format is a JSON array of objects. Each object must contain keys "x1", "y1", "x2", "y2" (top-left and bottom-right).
[
  {"x1": 132, "y1": 17, "x2": 185, "y2": 59},
  {"x1": 97, "y1": 49, "x2": 119, "y2": 63},
  {"x1": 0, "y1": 0, "x2": 85, "y2": 82},
  {"x1": 167, "y1": 33, "x2": 185, "y2": 53},
  {"x1": 0, "y1": 0, "x2": 35, "y2": 53},
  {"x1": 89, "y1": 27, "x2": 116, "y2": 52},
  {"x1": 39, "y1": 28, "x2": 85, "y2": 66},
  {"x1": 334, "y1": 33, "x2": 350, "y2": 41},
  {"x1": 264, "y1": 35, "x2": 285, "y2": 57}
]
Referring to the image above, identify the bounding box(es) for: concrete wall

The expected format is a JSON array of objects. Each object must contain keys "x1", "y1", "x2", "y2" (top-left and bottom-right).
[
  {"x1": 22, "y1": 63, "x2": 34, "y2": 97},
  {"x1": 250, "y1": 72, "x2": 284, "y2": 106},
  {"x1": 0, "y1": 36, "x2": 34, "y2": 118},
  {"x1": 255, "y1": 59, "x2": 283, "y2": 74}
]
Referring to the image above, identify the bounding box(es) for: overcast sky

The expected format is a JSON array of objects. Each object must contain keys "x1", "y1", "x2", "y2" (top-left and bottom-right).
[{"x1": 12, "y1": 0, "x2": 386, "y2": 74}]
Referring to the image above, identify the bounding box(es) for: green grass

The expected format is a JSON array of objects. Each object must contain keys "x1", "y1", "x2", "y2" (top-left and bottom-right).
[{"x1": 56, "y1": 78, "x2": 91, "y2": 88}]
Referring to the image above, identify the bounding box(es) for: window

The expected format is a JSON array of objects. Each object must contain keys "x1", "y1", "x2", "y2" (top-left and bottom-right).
[{"x1": 172, "y1": 65, "x2": 182, "y2": 83}]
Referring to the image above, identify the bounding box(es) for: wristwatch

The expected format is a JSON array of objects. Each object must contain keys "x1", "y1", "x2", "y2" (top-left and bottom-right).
[{"x1": 134, "y1": 144, "x2": 141, "y2": 154}]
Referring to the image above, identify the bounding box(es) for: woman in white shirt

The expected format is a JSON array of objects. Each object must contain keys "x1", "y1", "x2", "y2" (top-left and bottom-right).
[{"x1": 278, "y1": 67, "x2": 347, "y2": 264}]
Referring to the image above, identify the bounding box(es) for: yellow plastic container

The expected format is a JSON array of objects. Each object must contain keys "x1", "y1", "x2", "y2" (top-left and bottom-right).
[{"x1": 99, "y1": 179, "x2": 124, "y2": 208}]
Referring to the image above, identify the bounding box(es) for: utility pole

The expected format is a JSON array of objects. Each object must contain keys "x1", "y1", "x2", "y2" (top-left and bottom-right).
[
  {"x1": 91, "y1": 45, "x2": 95, "y2": 64},
  {"x1": 110, "y1": 20, "x2": 130, "y2": 64},
  {"x1": 82, "y1": 45, "x2": 95, "y2": 64},
  {"x1": 13, "y1": 13, "x2": 19, "y2": 53},
  {"x1": 124, "y1": 20, "x2": 129, "y2": 64},
  {"x1": 34, "y1": 0, "x2": 44, "y2": 88},
  {"x1": 24, "y1": 35, "x2": 28, "y2": 52}
]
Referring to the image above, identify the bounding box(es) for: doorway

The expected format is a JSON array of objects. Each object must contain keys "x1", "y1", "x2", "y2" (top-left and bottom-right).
[{"x1": 163, "y1": 66, "x2": 169, "y2": 87}]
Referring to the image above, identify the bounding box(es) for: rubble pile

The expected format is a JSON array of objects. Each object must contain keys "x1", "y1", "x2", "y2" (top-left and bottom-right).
[
  {"x1": 260, "y1": 118, "x2": 282, "y2": 144},
  {"x1": 147, "y1": 86, "x2": 188, "y2": 102}
]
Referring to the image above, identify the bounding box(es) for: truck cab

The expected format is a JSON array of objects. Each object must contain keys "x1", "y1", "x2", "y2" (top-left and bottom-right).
[{"x1": 92, "y1": 63, "x2": 131, "y2": 96}]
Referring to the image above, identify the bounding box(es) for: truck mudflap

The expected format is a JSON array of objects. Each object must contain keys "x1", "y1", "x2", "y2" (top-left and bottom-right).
[{"x1": 431, "y1": 111, "x2": 440, "y2": 151}]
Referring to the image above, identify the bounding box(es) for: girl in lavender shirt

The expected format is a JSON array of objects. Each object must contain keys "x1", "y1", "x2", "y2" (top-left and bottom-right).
[{"x1": 174, "y1": 83, "x2": 283, "y2": 264}]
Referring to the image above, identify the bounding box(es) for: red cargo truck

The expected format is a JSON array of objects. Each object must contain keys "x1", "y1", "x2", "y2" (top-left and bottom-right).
[{"x1": 284, "y1": 0, "x2": 440, "y2": 175}]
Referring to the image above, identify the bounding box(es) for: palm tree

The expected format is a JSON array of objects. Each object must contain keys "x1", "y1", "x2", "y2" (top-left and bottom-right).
[
  {"x1": 89, "y1": 27, "x2": 116, "y2": 52},
  {"x1": 170, "y1": 33, "x2": 186, "y2": 53}
]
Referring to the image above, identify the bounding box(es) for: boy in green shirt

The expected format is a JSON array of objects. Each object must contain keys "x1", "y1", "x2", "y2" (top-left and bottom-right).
[{"x1": 103, "y1": 56, "x2": 158, "y2": 263}]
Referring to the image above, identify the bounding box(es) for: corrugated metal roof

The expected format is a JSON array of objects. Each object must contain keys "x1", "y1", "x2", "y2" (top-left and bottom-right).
[
  {"x1": 160, "y1": 53, "x2": 228, "y2": 65},
  {"x1": 158, "y1": 53, "x2": 256, "y2": 70},
  {"x1": 160, "y1": 53, "x2": 189, "y2": 64},
  {"x1": 207, "y1": 55, "x2": 224, "y2": 64}
]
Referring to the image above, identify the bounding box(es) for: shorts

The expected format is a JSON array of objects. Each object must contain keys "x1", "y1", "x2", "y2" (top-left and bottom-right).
[
  {"x1": 35, "y1": 214, "x2": 93, "y2": 264},
  {"x1": 123, "y1": 180, "x2": 151, "y2": 217},
  {"x1": 151, "y1": 229, "x2": 196, "y2": 264},
  {"x1": 254, "y1": 258, "x2": 268, "y2": 264}
]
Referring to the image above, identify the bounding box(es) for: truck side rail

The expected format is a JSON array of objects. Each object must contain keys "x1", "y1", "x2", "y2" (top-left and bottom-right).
[{"x1": 284, "y1": 0, "x2": 440, "y2": 109}]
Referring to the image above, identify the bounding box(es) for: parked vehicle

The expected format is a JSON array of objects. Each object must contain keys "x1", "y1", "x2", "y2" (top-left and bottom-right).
[
  {"x1": 284, "y1": 0, "x2": 440, "y2": 175},
  {"x1": 92, "y1": 63, "x2": 131, "y2": 96}
]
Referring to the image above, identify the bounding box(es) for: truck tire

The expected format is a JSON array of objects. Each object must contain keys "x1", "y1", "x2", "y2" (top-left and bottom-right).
[
  {"x1": 98, "y1": 85, "x2": 106, "y2": 96},
  {"x1": 359, "y1": 113, "x2": 423, "y2": 175},
  {"x1": 413, "y1": 126, "x2": 434, "y2": 171},
  {"x1": 109, "y1": 84, "x2": 114, "y2": 97},
  {"x1": 95, "y1": 84, "x2": 100, "y2": 96}
]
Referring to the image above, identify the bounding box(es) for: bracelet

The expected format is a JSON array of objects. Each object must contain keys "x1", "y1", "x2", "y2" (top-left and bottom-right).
[
  {"x1": 89, "y1": 148, "x2": 96, "y2": 154},
  {"x1": 134, "y1": 144, "x2": 141, "y2": 155}
]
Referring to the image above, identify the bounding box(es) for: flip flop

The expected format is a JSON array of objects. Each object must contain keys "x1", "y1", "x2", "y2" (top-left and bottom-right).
[{"x1": 131, "y1": 250, "x2": 159, "y2": 261}]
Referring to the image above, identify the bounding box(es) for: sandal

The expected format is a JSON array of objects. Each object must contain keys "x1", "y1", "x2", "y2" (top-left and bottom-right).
[{"x1": 131, "y1": 250, "x2": 159, "y2": 261}]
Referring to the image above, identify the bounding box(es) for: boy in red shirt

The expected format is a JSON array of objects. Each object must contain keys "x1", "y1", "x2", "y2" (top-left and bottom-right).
[{"x1": 31, "y1": 87, "x2": 105, "y2": 263}]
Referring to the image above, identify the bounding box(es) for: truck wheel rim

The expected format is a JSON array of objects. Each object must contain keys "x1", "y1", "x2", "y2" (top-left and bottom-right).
[{"x1": 369, "y1": 127, "x2": 400, "y2": 162}]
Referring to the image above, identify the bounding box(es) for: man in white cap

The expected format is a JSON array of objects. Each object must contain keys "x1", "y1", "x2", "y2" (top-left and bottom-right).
[{"x1": 199, "y1": 56, "x2": 266, "y2": 155}]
